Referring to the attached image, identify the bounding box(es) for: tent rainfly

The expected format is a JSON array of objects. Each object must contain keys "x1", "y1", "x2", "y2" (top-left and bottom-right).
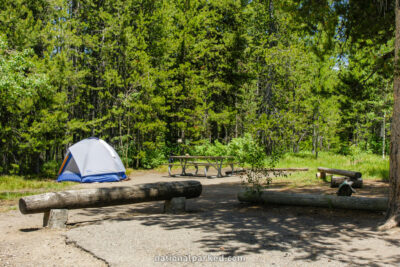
[{"x1": 57, "y1": 137, "x2": 126, "y2": 183}]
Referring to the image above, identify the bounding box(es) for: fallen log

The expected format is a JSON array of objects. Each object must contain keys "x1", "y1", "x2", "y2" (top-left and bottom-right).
[
  {"x1": 225, "y1": 169, "x2": 246, "y2": 175},
  {"x1": 331, "y1": 176, "x2": 363, "y2": 188},
  {"x1": 19, "y1": 181, "x2": 202, "y2": 214},
  {"x1": 238, "y1": 190, "x2": 388, "y2": 211},
  {"x1": 317, "y1": 167, "x2": 362, "y2": 179},
  {"x1": 226, "y1": 168, "x2": 308, "y2": 175},
  {"x1": 269, "y1": 168, "x2": 309, "y2": 172}
]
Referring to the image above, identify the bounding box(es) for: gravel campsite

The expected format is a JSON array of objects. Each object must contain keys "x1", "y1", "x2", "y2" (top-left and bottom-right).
[{"x1": 1, "y1": 170, "x2": 400, "y2": 266}]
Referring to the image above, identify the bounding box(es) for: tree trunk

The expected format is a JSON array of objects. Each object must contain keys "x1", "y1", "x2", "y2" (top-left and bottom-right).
[
  {"x1": 382, "y1": 111, "x2": 386, "y2": 159},
  {"x1": 381, "y1": 0, "x2": 400, "y2": 230},
  {"x1": 19, "y1": 181, "x2": 202, "y2": 214}
]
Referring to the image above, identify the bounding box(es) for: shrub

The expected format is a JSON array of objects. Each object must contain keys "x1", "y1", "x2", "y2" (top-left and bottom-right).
[
  {"x1": 192, "y1": 140, "x2": 228, "y2": 156},
  {"x1": 40, "y1": 160, "x2": 59, "y2": 178},
  {"x1": 227, "y1": 134, "x2": 266, "y2": 167},
  {"x1": 125, "y1": 168, "x2": 134, "y2": 176},
  {"x1": 141, "y1": 149, "x2": 166, "y2": 169}
]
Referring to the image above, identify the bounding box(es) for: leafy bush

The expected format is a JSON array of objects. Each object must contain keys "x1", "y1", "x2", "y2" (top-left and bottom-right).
[
  {"x1": 227, "y1": 134, "x2": 266, "y2": 168},
  {"x1": 10, "y1": 164, "x2": 20, "y2": 175},
  {"x1": 192, "y1": 140, "x2": 228, "y2": 157},
  {"x1": 191, "y1": 134, "x2": 266, "y2": 167},
  {"x1": 337, "y1": 142, "x2": 351, "y2": 155},
  {"x1": 40, "y1": 160, "x2": 59, "y2": 178},
  {"x1": 141, "y1": 149, "x2": 166, "y2": 169}
]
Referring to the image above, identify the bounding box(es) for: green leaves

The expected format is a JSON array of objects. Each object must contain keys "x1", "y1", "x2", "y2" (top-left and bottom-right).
[{"x1": 0, "y1": 0, "x2": 392, "y2": 174}]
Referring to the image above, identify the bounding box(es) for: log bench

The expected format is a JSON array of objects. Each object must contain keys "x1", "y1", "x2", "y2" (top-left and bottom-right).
[
  {"x1": 19, "y1": 180, "x2": 202, "y2": 229},
  {"x1": 317, "y1": 167, "x2": 363, "y2": 196}
]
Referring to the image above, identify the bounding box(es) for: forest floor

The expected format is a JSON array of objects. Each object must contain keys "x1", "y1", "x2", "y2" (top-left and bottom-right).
[{"x1": 0, "y1": 168, "x2": 399, "y2": 266}]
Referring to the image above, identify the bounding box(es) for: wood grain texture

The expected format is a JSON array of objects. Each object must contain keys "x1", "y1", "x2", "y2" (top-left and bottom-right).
[{"x1": 19, "y1": 181, "x2": 202, "y2": 214}]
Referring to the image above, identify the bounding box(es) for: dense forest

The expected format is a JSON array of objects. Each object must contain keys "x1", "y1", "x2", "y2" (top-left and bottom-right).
[{"x1": 0, "y1": 0, "x2": 394, "y2": 174}]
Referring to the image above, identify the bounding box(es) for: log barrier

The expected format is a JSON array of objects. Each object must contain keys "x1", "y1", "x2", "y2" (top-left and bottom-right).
[
  {"x1": 238, "y1": 190, "x2": 387, "y2": 211},
  {"x1": 19, "y1": 181, "x2": 202, "y2": 214},
  {"x1": 19, "y1": 181, "x2": 202, "y2": 228}
]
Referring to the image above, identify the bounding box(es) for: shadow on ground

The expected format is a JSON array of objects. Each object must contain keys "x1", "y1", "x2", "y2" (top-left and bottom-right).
[{"x1": 69, "y1": 182, "x2": 398, "y2": 265}]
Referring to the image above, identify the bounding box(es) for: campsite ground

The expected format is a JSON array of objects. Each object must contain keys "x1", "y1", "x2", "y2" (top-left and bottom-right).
[{"x1": 1, "y1": 168, "x2": 400, "y2": 266}]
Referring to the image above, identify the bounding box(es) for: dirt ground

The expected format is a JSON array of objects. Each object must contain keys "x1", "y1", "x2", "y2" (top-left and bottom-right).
[{"x1": 0, "y1": 169, "x2": 399, "y2": 266}]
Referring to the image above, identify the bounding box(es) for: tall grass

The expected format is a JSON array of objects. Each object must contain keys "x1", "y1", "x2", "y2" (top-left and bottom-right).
[{"x1": 273, "y1": 151, "x2": 389, "y2": 187}]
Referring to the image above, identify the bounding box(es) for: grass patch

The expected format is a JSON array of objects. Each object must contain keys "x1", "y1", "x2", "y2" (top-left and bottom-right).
[
  {"x1": 272, "y1": 151, "x2": 389, "y2": 187},
  {"x1": 0, "y1": 175, "x2": 74, "y2": 208}
]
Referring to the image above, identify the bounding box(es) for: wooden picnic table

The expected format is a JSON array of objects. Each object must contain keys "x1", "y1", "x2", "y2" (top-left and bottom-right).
[{"x1": 167, "y1": 155, "x2": 236, "y2": 178}]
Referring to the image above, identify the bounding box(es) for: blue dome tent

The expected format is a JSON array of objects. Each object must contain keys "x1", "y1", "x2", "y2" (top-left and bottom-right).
[{"x1": 57, "y1": 137, "x2": 126, "y2": 183}]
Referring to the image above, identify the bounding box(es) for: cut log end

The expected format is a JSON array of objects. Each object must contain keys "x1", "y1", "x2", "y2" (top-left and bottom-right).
[
  {"x1": 337, "y1": 182, "x2": 355, "y2": 196},
  {"x1": 19, "y1": 198, "x2": 29, "y2": 215}
]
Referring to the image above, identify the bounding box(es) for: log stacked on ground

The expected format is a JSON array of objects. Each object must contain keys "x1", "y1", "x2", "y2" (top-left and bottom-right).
[
  {"x1": 269, "y1": 168, "x2": 309, "y2": 172},
  {"x1": 238, "y1": 190, "x2": 388, "y2": 211},
  {"x1": 226, "y1": 167, "x2": 308, "y2": 175},
  {"x1": 19, "y1": 180, "x2": 202, "y2": 214},
  {"x1": 317, "y1": 167, "x2": 362, "y2": 179},
  {"x1": 317, "y1": 167, "x2": 363, "y2": 196},
  {"x1": 331, "y1": 176, "x2": 363, "y2": 188}
]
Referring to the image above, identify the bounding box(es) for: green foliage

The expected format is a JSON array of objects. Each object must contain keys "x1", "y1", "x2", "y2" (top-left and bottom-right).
[
  {"x1": 0, "y1": 0, "x2": 394, "y2": 174},
  {"x1": 227, "y1": 134, "x2": 266, "y2": 168},
  {"x1": 40, "y1": 160, "x2": 59, "y2": 178},
  {"x1": 241, "y1": 168, "x2": 274, "y2": 194},
  {"x1": 192, "y1": 140, "x2": 228, "y2": 157},
  {"x1": 191, "y1": 134, "x2": 265, "y2": 167},
  {"x1": 125, "y1": 168, "x2": 134, "y2": 176},
  {"x1": 140, "y1": 149, "x2": 166, "y2": 169}
]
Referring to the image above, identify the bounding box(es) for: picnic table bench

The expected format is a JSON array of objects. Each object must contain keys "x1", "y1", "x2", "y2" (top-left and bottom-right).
[{"x1": 165, "y1": 156, "x2": 237, "y2": 178}]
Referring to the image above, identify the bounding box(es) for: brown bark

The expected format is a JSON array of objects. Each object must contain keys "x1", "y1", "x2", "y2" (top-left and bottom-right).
[{"x1": 381, "y1": 0, "x2": 400, "y2": 230}]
